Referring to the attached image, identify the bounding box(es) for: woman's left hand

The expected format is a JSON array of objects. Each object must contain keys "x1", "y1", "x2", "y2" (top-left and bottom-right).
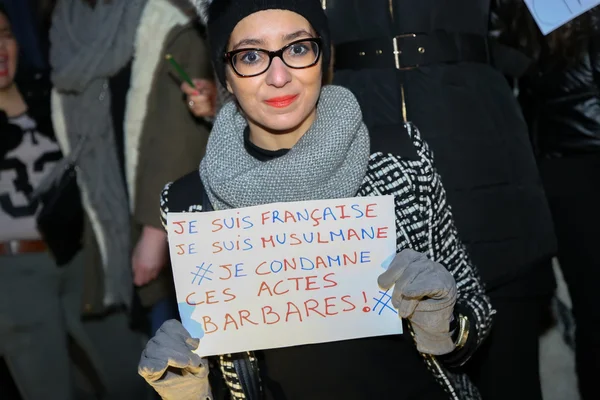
[{"x1": 378, "y1": 249, "x2": 457, "y2": 355}]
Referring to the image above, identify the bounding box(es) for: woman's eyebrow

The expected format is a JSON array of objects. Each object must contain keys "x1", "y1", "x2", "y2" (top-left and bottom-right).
[
  {"x1": 231, "y1": 29, "x2": 313, "y2": 50},
  {"x1": 232, "y1": 38, "x2": 266, "y2": 50},
  {"x1": 282, "y1": 29, "x2": 313, "y2": 41}
]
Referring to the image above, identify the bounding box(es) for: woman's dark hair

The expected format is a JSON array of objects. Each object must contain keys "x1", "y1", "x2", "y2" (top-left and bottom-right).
[
  {"x1": 0, "y1": 4, "x2": 10, "y2": 23},
  {"x1": 495, "y1": 1, "x2": 598, "y2": 66}
]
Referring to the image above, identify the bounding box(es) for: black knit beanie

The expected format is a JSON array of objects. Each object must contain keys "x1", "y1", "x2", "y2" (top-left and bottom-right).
[{"x1": 204, "y1": 0, "x2": 330, "y2": 87}]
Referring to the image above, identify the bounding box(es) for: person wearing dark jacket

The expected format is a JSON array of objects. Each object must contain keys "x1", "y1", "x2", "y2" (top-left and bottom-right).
[
  {"x1": 138, "y1": 1, "x2": 494, "y2": 399},
  {"x1": 313, "y1": 2, "x2": 557, "y2": 400},
  {"x1": 494, "y1": 3, "x2": 600, "y2": 399}
]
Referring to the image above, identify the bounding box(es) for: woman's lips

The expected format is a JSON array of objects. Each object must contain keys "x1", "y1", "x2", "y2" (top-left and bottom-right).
[{"x1": 264, "y1": 94, "x2": 299, "y2": 108}]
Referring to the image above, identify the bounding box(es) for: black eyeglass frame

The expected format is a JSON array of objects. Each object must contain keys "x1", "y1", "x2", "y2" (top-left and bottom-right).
[{"x1": 224, "y1": 37, "x2": 323, "y2": 78}]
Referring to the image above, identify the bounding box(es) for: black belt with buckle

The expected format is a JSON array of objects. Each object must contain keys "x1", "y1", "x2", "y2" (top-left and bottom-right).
[{"x1": 334, "y1": 31, "x2": 491, "y2": 71}]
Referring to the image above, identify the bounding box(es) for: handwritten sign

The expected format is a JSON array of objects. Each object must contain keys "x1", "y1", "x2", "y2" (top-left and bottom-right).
[
  {"x1": 525, "y1": 0, "x2": 600, "y2": 35},
  {"x1": 167, "y1": 196, "x2": 401, "y2": 357}
]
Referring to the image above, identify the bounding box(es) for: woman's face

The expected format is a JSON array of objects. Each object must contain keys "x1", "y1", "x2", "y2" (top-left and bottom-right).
[
  {"x1": 0, "y1": 12, "x2": 17, "y2": 91},
  {"x1": 225, "y1": 10, "x2": 323, "y2": 134}
]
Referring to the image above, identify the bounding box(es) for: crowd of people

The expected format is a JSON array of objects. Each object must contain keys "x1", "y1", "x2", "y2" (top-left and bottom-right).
[{"x1": 0, "y1": 0, "x2": 597, "y2": 399}]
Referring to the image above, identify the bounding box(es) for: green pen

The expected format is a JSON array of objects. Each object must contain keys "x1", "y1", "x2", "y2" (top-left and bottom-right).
[{"x1": 165, "y1": 53, "x2": 195, "y2": 88}]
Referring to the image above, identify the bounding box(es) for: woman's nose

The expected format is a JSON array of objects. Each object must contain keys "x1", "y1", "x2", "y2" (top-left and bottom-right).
[{"x1": 265, "y1": 57, "x2": 292, "y2": 88}]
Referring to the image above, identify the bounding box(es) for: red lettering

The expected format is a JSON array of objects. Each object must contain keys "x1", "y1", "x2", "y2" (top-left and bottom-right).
[
  {"x1": 288, "y1": 277, "x2": 302, "y2": 291},
  {"x1": 310, "y1": 208, "x2": 322, "y2": 227},
  {"x1": 341, "y1": 295, "x2": 357, "y2": 312},
  {"x1": 335, "y1": 204, "x2": 350, "y2": 219},
  {"x1": 305, "y1": 276, "x2": 319, "y2": 291},
  {"x1": 261, "y1": 236, "x2": 275, "y2": 248},
  {"x1": 223, "y1": 313, "x2": 239, "y2": 331},
  {"x1": 172, "y1": 221, "x2": 185, "y2": 234},
  {"x1": 205, "y1": 291, "x2": 218, "y2": 305},
  {"x1": 283, "y1": 210, "x2": 297, "y2": 223},
  {"x1": 283, "y1": 258, "x2": 297, "y2": 271},
  {"x1": 324, "y1": 297, "x2": 339, "y2": 316},
  {"x1": 343, "y1": 253, "x2": 358, "y2": 265},
  {"x1": 239, "y1": 310, "x2": 258, "y2": 326},
  {"x1": 212, "y1": 242, "x2": 223, "y2": 254},
  {"x1": 304, "y1": 299, "x2": 326, "y2": 318},
  {"x1": 365, "y1": 203, "x2": 378, "y2": 218},
  {"x1": 317, "y1": 232, "x2": 329, "y2": 244},
  {"x1": 323, "y1": 273, "x2": 338, "y2": 288},
  {"x1": 261, "y1": 211, "x2": 271, "y2": 225},
  {"x1": 273, "y1": 280, "x2": 290, "y2": 295},
  {"x1": 186, "y1": 292, "x2": 203, "y2": 306},
  {"x1": 211, "y1": 218, "x2": 223, "y2": 232},
  {"x1": 315, "y1": 256, "x2": 327, "y2": 269},
  {"x1": 289, "y1": 233, "x2": 302, "y2": 246},
  {"x1": 347, "y1": 228, "x2": 360, "y2": 241},
  {"x1": 285, "y1": 302, "x2": 303, "y2": 323},
  {"x1": 202, "y1": 316, "x2": 218, "y2": 333},
  {"x1": 257, "y1": 281, "x2": 274, "y2": 297},
  {"x1": 223, "y1": 288, "x2": 236, "y2": 302},
  {"x1": 255, "y1": 261, "x2": 270, "y2": 276},
  {"x1": 261, "y1": 306, "x2": 281, "y2": 324},
  {"x1": 219, "y1": 264, "x2": 232, "y2": 280},
  {"x1": 176, "y1": 244, "x2": 185, "y2": 255},
  {"x1": 377, "y1": 227, "x2": 389, "y2": 239}
]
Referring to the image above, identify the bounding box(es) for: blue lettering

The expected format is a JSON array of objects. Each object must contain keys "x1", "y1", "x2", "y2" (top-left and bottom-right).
[
  {"x1": 300, "y1": 257, "x2": 315, "y2": 270},
  {"x1": 276, "y1": 234, "x2": 287, "y2": 245},
  {"x1": 330, "y1": 229, "x2": 346, "y2": 242},
  {"x1": 223, "y1": 241, "x2": 235, "y2": 251},
  {"x1": 302, "y1": 232, "x2": 315, "y2": 243},
  {"x1": 188, "y1": 220, "x2": 198, "y2": 234},
  {"x1": 327, "y1": 255, "x2": 341, "y2": 267},
  {"x1": 224, "y1": 218, "x2": 235, "y2": 229},
  {"x1": 351, "y1": 204, "x2": 364, "y2": 218},
  {"x1": 360, "y1": 251, "x2": 371, "y2": 264},
  {"x1": 296, "y1": 209, "x2": 310, "y2": 222},
  {"x1": 242, "y1": 216, "x2": 254, "y2": 229},
  {"x1": 272, "y1": 210, "x2": 284, "y2": 223},
  {"x1": 270, "y1": 260, "x2": 284, "y2": 273},
  {"x1": 234, "y1": 263, "x2": 247, "y2": 277},
  {"x1": 322, "y1": 207, "x2": 336, "y2": 221},
  {"x1": 188, "y1": 243, "x2": 197, "y2": 255},
  {"x1": 360, "y1": 227, "x2": 376, "y2": 239},
  {"x1": 243, "y1": 238, "x2": 254, "y2": 251}
]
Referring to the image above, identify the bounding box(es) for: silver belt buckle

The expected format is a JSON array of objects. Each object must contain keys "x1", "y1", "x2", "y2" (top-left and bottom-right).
[{"x1": 393, "y1": 34, "x2": 419, "y2": 71}]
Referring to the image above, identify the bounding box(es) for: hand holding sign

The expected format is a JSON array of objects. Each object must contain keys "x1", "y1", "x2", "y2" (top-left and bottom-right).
[
  {"x1": 379, "y1": 249, "x2": 457, "y2": 355},
  {"x1": 167, "y1": 196, "x2": 401, "y2": 357},
  {"x1": 525, "y1": 0, "x2": 600, "y2": 35}
]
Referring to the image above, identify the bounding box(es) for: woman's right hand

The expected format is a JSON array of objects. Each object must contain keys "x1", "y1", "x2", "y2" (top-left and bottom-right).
[
  {"x1": 181, "y1": 78, "x2": 217, "y2": 118},
  {"x1": 138, "y1": 320, "x2": 212, "y2": 400}
]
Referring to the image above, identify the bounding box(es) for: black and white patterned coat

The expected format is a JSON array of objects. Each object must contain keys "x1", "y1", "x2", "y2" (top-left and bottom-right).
[{"x1": 160, "y1": 123, "x2": 494, "y2": 400}]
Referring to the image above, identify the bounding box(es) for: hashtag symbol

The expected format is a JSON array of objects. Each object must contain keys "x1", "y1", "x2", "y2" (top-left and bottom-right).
[
  {"x1": 190, "y1": 263, "x2": 213, "y2": 286},
  {"x1": 372, "y1": 290, "x2": 398, "y2": 316}
]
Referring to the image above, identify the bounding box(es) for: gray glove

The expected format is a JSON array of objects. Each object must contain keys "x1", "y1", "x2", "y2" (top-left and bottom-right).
[
  {"x1": 378, "y1": 249, "x2": 457, "y2": 355},
  {"x1": 138, "y1": 319, "x2": 212, "y2": 400}
]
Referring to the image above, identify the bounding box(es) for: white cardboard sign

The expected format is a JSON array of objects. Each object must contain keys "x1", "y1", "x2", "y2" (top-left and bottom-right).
[
  {"x1": 525, "y1": 0, "x2": 600, "y2": 35},
  {"x1": 167, "y1": 196, "x2": 402, "y2": 357}
]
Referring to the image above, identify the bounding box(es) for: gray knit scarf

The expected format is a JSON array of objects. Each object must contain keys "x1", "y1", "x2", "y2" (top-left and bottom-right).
[
  {"x1": 200, "y1": 85, "x2": 371, "y2": 210},
  {"x1": 50, "y1": 0, "x2": 146, "y2": 307}
]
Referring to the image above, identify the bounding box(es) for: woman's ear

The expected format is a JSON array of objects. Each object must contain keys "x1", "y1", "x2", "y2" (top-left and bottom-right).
[{"x1": 226, "y1": 79, "x2": 234, "y2": 94}]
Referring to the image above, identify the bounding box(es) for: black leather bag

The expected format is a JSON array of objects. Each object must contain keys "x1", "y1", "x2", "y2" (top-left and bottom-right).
[{"x1": 36, "y1": 161, "x2": 84, "y2": 266}]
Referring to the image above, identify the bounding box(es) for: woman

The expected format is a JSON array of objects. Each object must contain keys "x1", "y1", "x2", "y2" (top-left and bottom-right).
[
  {"x1": 0, "y1": 5, "x2": 100, "y2": 399},
  {"x1": 138, "y1": 1, "x2": 493, "y2": 399},
  {"x1": 494, "y1": 3, "x2": 600, "y2": 400}
]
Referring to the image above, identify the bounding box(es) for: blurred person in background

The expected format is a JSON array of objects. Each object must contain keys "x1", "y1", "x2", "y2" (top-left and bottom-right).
[
  {"x1": 494, "y1": 3, "x2": 600, "y2": 399},
  {"x1": 0, "y1": 4, "x2": 104, "y2": 399},
  {"x1": 49, "y1": 0, "x2": 213, "y2": 396}
]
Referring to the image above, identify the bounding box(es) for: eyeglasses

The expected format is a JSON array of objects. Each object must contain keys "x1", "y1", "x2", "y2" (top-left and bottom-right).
[{"x1": 225, "y1": 38, "x2": 322, "y2": 78}]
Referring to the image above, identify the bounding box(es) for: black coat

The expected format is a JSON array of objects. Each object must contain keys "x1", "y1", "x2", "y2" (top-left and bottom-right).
[{"x1": 326, "y1": 0, "x2": 556, "y2": 289}]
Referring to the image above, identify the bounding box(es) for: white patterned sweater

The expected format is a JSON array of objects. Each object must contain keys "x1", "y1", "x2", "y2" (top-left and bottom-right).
[{"x1": 160, "y1": 123, "x2": 494, "y2": 400}]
